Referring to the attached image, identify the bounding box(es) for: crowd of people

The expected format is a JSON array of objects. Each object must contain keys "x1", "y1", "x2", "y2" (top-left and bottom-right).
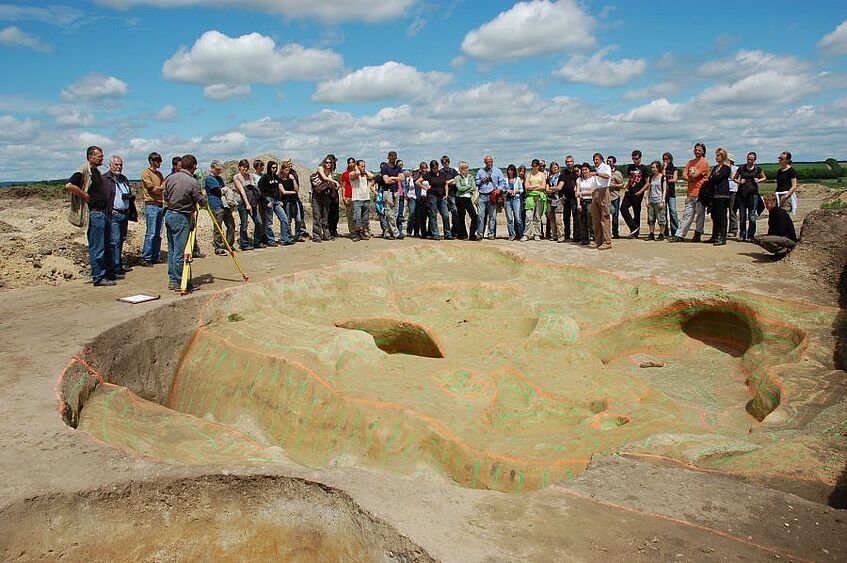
[{"x1": 64, "y1": 143, "x2": 801, "y2": 289}]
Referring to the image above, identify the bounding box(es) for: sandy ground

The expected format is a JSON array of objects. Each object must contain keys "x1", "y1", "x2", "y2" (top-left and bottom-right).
[{"x1": 0, "y1": 185, "x2": 845, "y2": 561}]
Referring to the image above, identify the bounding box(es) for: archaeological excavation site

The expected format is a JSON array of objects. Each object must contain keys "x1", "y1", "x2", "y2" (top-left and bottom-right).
[{"x1": 1, "y1": 241, "x2": 843, "y2": 562}]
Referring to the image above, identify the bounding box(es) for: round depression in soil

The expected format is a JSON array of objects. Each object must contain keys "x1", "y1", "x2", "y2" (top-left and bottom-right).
[{"x1": 60, "y1": 246, "x2": 843, "y2": 492}]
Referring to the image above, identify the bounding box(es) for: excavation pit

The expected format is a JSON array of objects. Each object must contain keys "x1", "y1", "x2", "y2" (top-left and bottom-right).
[{"x1": 58, "y1": 246, "x2": 844, "y2": 492}]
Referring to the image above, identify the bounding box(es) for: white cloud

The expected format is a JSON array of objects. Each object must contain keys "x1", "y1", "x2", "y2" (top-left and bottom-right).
[
  {"x1": 619, "y1": 99, "x2": 684, "y2": 123},
  {"x1": 0, "y1": 26, "x2": 50, "y2": 52},
  {"x1": 819, "y1": 20, "x2": 847, "y2": 56},
  {"x1": 154, "y1": 104, "x2": 178, "y2": 121},
  {"x1": 60, "y1": 73, "x2": 129, "y2": 102},
  {"x1": 554, "y1": 47, "x2": 646, "y2": 87},
  {"x1": 203, "y1": 84, "x2": 250, "y2": 101},
  {"x1": 239, "y1": 116, "x2": 285, "y2": 138},
  {"x1": 698, "y1": 49, "x2": 809, "y2": 79},
  {"x1": 0, "y1": 4, "x2": 83, "y2": 26},
  {"x1": 46, "y1": 106, "x2": 97, "y2": 128},
  {"x1": 461, "y1": 0, "x2": 595, "y2": 62},
  {"x1": 694, "y1": 69, "x2": 819, "y2": 108},
  {"x1": 95, "y1": 0, "x2": 414, "y2": 22},
  {"x1": 0, "y1": 115, "x2": 39, "y2": 142},
  {"x1": 313, "y1": 61, "x2": 452, "y2": 103},
  {"x1": 623, "y1": 81, "x2": 678, "y2": 100},
  {"x1": 162, "y1": 30, "x2": 343, "y2": 89}
]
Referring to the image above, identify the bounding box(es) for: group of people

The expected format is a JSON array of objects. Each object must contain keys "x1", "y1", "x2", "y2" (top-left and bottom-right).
[{"x1": 65, "y1": 143, "x2": 801, "y2": 289}]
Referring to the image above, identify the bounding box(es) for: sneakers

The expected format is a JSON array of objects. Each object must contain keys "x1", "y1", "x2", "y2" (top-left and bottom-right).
[
  {"x1": 519, "y1": 236, "x2": 528, "y2": 242},
  {"x1": 508, "y1": 235, "x2": 515, "y2": 241},
  {"x1": 533, "y1": 235, "x2": 541, "y2": 241},
  {"x1": 691, "y1": 232, "x2": 702, "y2": 243},
  {"x1": 167, "y1": 282, "x2": 179, "y2": 291},
  {"x1": 646, "y1": 233, "x2": 655, "y2": 241},
  {"x1": 352, "y1": 234, "x2": 361, "y2": 242},
  {"x1": 486, "y1": 234, "x2": 495, "y2": 240},
  {"x1": 140, "y1": 261, "x2": 153, "y2": 267},
  {"x1": 214, "y1": 249, "x2": 227, "y2": 256},
  {"x1": 657, "y1": 233, "x2": 665, "y2": 241},
  {"x1": 93, "y1": 279, "x2": 117, "y2": 287},
  {"x1": 667, "y1": 235, "x2": 682, "y2": 242},
  {"x1": 628, "y1": 230, "x2": 640, "y2": 239}
]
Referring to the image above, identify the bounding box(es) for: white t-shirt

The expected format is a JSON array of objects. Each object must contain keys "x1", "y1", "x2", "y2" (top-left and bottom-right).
[
  {"x1": 594, "y1": 162, "x2": 611, "y2": 188},
  {"x1": 351, "y1": 176, "x2": 370, "y2": 201},
  {"x1": 577, "y1": 177, "x2": 595, "y2": 198}
]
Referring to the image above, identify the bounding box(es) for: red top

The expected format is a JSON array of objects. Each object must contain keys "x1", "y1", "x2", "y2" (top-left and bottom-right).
[{"x1": 341, "y1": 170, "x2": 353, "y2": 199}]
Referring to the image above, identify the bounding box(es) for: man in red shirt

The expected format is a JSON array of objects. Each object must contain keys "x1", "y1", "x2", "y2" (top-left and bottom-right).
[
  {"x1": 340, "y1": 157, "x2": 357, "y2": 239},
  {"x1": 668, "y1": 142, "x2": 709, "y2": 242}
]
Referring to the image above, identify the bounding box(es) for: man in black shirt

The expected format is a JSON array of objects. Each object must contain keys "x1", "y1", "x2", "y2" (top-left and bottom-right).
[
  {"x1": 440, "y1": 155, "x2": 460, "y2": 238},
  {"x1": 65, "y1": 145, "x2": 115, "y2": 286},
  {"x1": 754, "y1": 195, "x2": 798, "y2": 257},
  {"x1": 559, "y1": 155, "x2": 578, "y2": 240},
  {"x1": 621, "y1": 149, "x2": 651, "y2": 238}
]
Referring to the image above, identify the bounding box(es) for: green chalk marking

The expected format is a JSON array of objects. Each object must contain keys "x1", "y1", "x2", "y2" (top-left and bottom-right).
[
  {"x1": 184, "y1": 421, "x2": 218, "y2": 449},
  {"x1": 492, "y1": 465, "x2": 502, "y2": 490},
  {"x1": 364, "y1": 419, "x2": 379, "y2": 455},
  {"x1": 516, "y1": 470, "x2": 524, "y2": 493},
  {"x1": 100, "y1": 388, "x2": 118, "y2": 442},
  {"x1": 471, "y1": 459, "x2": 480, "y2": 488},
  {"x1": 542, "y1": 469, "x2": 548, "y2": 489}
]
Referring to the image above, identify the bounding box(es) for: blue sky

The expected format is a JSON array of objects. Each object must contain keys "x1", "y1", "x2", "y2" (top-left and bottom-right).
[{"x1": 1, "y1": 0, "x2": 846, "y2": 180}]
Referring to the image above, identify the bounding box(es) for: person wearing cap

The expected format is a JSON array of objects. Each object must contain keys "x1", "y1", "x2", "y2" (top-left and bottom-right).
[
  {"x1": 205, "y1": 159, "x2": 235, "y2": 255},
  {"x1": 140, "y1": 151, "x2": 165, "y2": 266}
]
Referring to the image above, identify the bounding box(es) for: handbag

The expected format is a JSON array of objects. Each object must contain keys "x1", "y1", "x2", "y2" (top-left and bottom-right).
[
  {"x1": 310, "y1": 171, "x2": 331, "y2": 195},
  {"x1": 489, "y1": 188, "x2": 502, "y2": 205},
  {"x1": 221, "y1": 185, "x2": 241, "y2": 209}
]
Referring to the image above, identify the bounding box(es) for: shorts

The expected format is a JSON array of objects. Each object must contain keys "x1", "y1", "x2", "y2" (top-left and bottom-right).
[{"x1": 647, "y1": 201, "x2": 666, "y2": 225}]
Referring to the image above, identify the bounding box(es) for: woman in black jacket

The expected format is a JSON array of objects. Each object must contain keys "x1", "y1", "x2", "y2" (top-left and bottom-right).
[{"x1": 706, "y1": 147, "x2": 732, "y2": 246}]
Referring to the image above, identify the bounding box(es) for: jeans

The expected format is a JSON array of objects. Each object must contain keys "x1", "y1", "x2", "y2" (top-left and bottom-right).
[
  {"x1": 295, "y1": 198, "x2": 306, "y2": 238},
  {"x1": 455, "y1": 196, "x2": 478, "y2": 239},
  {"x1": 283, "y1": 199, "x2": 303, "y2": 240},
  {"x1": 108, "y1": 209, "x2": 129, "y2": 274},
  {"x1": 675, "y1": 196, "x2": 706, "y2": 238},
  {"x1": 87, "y1": 210, "x2": 110, "y2": 283},
  {"x1": 211, "y1": 206, "x2": 236, "y2": 251},
  {"x1": 353, "y1": 200, "x2": 370, "y2": 232},
  {"x1": 142, "y1": 204, "x2": 164, "y2": 264},
  {"x1": 620, "y1": 191, "x2": 643, "y2": 235},
  {"x1": 665, "y1": 195, "x2": 679, "y2": 235},
  {"x1": 609, "y1": 197, "x2": 621, "y2": 237},
  {"x1": 476, "y1": 196, "x2": 497, "y2": 238},
  {"x1": 397, "y1": 196, "x2": 405, "y2": 235},
  {"x1": 711, "y1": 197, "x2": 729, "y2": 241},
  {"x1": 264, "y1": 198, "x2": 293, "y2": 244},
  {"x1": 237, "y1": 202, "x2": 263, "y2": 248},
  {"x1": 738, "y1": 194, "x2": 758, "y2": 240},
  {"x1": 405, "y1": 198, "x2": 418, "y2": 237},
  {"x1": 165, "y1": 210, "x2": 191, "y2": 285},
  {"x1": 504, "y1": 195, "x2": 524, "y2": 238},
  {"x1": 429, "y1": 196, "x2": 452, "y2": 238}
]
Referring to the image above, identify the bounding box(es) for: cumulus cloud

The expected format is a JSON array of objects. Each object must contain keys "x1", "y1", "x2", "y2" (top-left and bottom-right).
[
  {"x1": 95, "y1": 0, "x2": 414, "y2": 22},
  {"x1": 203, "y1": 84, "x2": 250, "y2": 101},
  {"x1": 0, "y1": 115, "x2": 39, "y2": 142},
  {"x1": 623, "y1": 81, "x2": 678, "y2": 100},
  {"x1": 153, "y1": 104, "x2": 178, "y2": 121},
  {"x1": 0, "y1": 26, "x2": 51, "y2": 52},
  {"x1": 46, "y1": 106, "x2": 97, "y2": 128},
  {"x1": 694, "y1": 69, "x2": 820, "y2": 108},
  {"x1": 162, "y1": 30, "x2": 343, "y2": 88},
  {"x1": 60, "y1": 73, "x2": 129, "y2": 102},
  {"x1": 239, "y1": 116, "x2": 286, "y2": 138},
  {"x1": 819, "y1": 20, "x2": 847, "y2": 56},
  {"x1": 554, "y1": 47, "x2": 646, "y2": 87},
  {"x1": 698, "y1": 49, "x2": 809, "y2": 79},
  {"x1": 313, "y1": 62, "x2": 452, "y2": 103},
  {"x1": 461, "y1": 0, "x2": 595, "y2": 62},
  {"x1": 620, "y1": 99, "x2": 684, "y2": 123}
]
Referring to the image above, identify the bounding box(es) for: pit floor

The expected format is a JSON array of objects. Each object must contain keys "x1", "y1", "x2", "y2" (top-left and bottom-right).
[{"x1": 1, "y1": 226, "x2": 845, "y2": 561}]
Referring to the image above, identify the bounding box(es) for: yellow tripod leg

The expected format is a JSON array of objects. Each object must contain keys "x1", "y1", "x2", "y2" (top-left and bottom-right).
[
  {"x1": 179, "y1": 215, "x2": 197, "y2": 296},
  {"x1": 206, "y1": 203, "x2": 249, "y2": 282}
]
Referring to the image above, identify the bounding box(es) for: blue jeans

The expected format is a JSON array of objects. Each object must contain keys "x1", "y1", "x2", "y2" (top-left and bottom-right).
[
  {"x1": 405, "y1": 198, "x2": 418, "y2": 236},
  {"x1": 87, "y1": 210, "x2": 110, "y2": 283},
  {"x1": 448, "y1": 195, "x2": 459, "y2": 238},
  {"x1": 283, "y1": 199, "x2": 303, "y2": 240},
  {"x1": 476, "y1": 196, "x2": 497, "y2": 238},
  {"x1": 429, "y1": 196, "x2": 452, "y2": 238},
  {"x1": 504, "y1": 195, "x2": 523, "y2": 238},
  {"x1": 142, "y1": 204, "x2": 164, "y2": 263},
  {"x1": 738, "y1": 194, "x2": 759, "y2": 240},
  {"x1": 165, "y1": 211, "x2": 191, "y2": 285},
  {"x1": 237, "y1": 202, "x2": 263, "y2": 248},
  {"x1": 666, "y1": 195, "x2": 679, "y2": 235},
  {"x1": 109, "y1": 209, "x2": 129, "y2": 274},
  {"x1": 610, "y1": 197, "x2": 621, "y2": 237},
  {"x1": 265, "y1": 199, "x2": 293, "y2": 244}
]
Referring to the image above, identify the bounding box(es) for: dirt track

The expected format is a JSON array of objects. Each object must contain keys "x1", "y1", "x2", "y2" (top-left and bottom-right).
[{"x1": 0, "y1": 186, "x2": 845, "y2": 562}]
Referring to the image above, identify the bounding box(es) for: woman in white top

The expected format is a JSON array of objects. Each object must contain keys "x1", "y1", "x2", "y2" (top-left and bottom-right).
[
  {"x1": 232, "y1": 158, "x2": 264, "y2": 250},
  {"x1": 574, "y1": 163, "x2": 595, "y2": 245}
]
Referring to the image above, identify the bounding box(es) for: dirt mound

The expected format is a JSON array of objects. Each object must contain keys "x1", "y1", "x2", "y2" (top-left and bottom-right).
[{"x1": 786, "y1": 208, "x2": 847, "y2": 287}]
